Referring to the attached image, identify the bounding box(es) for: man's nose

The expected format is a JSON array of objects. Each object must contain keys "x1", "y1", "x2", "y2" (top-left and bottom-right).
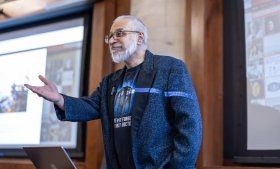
[{"x1": 109, "y1": 35, "x2": 118, "y2": 45}]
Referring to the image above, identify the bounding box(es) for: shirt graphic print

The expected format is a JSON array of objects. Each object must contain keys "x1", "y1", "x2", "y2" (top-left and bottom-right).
[
  {"x1": 114, "y1": 84, "x2": 134, "y2": 128},
  {"x1": 113, "y1": 65, "x2": 141, "y2": 169}
]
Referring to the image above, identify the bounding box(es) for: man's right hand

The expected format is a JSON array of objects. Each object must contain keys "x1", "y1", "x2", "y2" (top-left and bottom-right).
[{"x1": 24, "y1": 75, "x2": 64, "y2": 110}]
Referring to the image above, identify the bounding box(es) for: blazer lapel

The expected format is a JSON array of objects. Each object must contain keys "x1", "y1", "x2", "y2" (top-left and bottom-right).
[
  {"x1": 108, "y1": 68, "x2": 126, "y2": 119},
  {"x1": 107, "y1": 68, "x2": 126, "y2": 167},
  {"x1": 131, "y1": 50, "x2": 156, "y2": 138}
]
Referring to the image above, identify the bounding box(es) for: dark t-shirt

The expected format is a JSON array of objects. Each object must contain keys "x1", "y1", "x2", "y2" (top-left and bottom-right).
[{"x1": 113, "y1": 64, "x2": 141, "y2": 169}]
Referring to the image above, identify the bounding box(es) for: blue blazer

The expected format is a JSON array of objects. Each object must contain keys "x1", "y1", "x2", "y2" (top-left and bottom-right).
[{"x1": 56, "y1": 50, "x2": 202, "y2": 169}]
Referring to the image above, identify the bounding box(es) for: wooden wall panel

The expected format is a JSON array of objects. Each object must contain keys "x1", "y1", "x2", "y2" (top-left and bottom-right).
[
  {"x1": 85, "y1": 0, "x2": 131, "y2": 168},
  {"x1": 203, "y1": 0, "x2": 223, "y2": 165},
  {"x1": 185, "y1": 0, "x2": 192, "y2": 65},
  {"x1": 113, "y1": 0, "x2": 130, "y2": 71},
  {"x1": 85, "y1": 1, "x2": 115, "y2": 169},
  {"x1": 116, "y1": 0, "x2": 130, "y2": 16},
  {"x1": 188, "y1": 0, "x2": 280, "y2": 168},
  {"x1": 130, "y1": 0, "x2": 186, "y2": 62},
  {"x1": 188, "y1": 0, "x2": 223, "y2": 168}
]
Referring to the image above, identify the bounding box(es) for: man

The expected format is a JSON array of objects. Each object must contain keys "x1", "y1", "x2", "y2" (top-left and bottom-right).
[{"x1": 25, "y1": 15, "x2": 202, "y2": 169}]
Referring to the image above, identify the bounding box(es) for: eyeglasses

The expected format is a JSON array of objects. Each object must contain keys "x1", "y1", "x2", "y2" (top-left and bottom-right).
[{"x1": 104, "y1": 29, "x2": 140, "y2": 44}]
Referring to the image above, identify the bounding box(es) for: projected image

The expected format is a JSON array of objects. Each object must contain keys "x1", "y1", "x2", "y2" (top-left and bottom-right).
[
  {"x1": 264, "y1": 54, "x2": 280, "y2": 77},
  {"x1": 245, "y1": 2, "x2": 280, "y2": 107},
  {"x1": 40, "y1": 43, "x2": 81, "y2": 143},
  {"x1": 0, "y1": 82, "x2": 28, "y2": 113},
  {"x1": 0, "y1": 18, "x2": 84, "y2": 149},
  {"x1": 0, "y1": 49, "x2": 47, "y2": 145},
  {"x1": 265, "y1": 97, "x2": 280, "y2": 111},
  {"x1": 0, "y1": 49, "x2": 46, "y2": 115},
  {"x1": 246, "y1": 17, "x2": 265, "y2": 41},
  {"x1": 247, "y1": 79, "x2": 264, "y2": 99},
  {"x1": 247, "y1": 59, "x2": 264, "y2": 79},
  {"x1": 247, "y1": 39, "x2": 263, "y2": 61},
  {"x1": 245, "y1": 0, "x2": 280, "y2": 150},
  {"x1": 265, "y1": 76, "x2": 280, "y2": 98},
  {"x1": 265, "y1": 14, "x2": 280, "y2": 35}
]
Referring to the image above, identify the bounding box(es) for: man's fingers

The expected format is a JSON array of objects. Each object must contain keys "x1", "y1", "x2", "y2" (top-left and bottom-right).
[
  {"x1": 38, "y1": 75, "x2": 49, "y2": 85},
  {"x1": 24, "y1": 84, "x2": 34, "y2": 90},
  {"x1": 24, "y1": 84, "x2": 40, "y2": 93}
]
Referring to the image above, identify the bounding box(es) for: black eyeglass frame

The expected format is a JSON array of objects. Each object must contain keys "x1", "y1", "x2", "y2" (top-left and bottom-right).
[{"x1": 104, "y1": 29, "x2": 140, "y2": 44}]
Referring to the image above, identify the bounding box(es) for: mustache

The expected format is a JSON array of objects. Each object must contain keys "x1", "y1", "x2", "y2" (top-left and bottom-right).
[{"x1": 111, "y1": 42, "x2": 138, "y2": 63}]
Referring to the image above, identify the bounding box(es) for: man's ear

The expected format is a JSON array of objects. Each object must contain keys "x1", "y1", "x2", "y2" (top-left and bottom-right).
[{"x1": 137, "y1": 32, "x2": 144, "y2": 45}]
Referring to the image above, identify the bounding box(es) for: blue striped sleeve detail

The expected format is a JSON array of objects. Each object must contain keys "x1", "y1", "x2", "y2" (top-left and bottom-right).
[
  {"x1": 164, "y1": 91, "x2": 192, "y2": 98},
  {"x1": 134, "y1": 88, "x2": 192, "y2": 98},
  {"x1": 134, "y1": 88, "x2": 161, "y2": 94}
]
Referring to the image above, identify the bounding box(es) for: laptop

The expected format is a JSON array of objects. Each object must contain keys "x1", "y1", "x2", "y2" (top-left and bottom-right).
[{"x1": 23, "y1": 146, "x2": 77, "y2": 169}]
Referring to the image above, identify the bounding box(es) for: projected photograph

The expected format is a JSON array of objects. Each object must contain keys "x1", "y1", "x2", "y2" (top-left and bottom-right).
[
  {"x1": 0, "y1": 49, "x2": 46, "y2": 114},
  {"x1": 247, "y1": 79, "x2": 264, "y2": 99},
  {"x1": 245, "y1": 17, "x2": 265, "y2": 41},
  {"x1": 265, "y1": 97, "x2": 280, "y2": 111},
  {"x1": 247, "y1": 40, "x2": 263, "y2": 61},
  {"x1": 247, "y1": 59, "x2": 264, "y2": 79},
  {"x1": 264, "y1": 14, "x2": 280, "y2": 35},
  {"x1": 264, "y1": 54, "x2": 280, "y2": 77},
  {"x1": 245, "y1": 0, "x2": 280, "y2": 150},
  {"x1": 265, "y1": 76, "x2": 280, "y2": 99},
  {"x1": 0, "y1": 17, "x2": 85, "y2": 156},
  {"x1": 40, "y1": 43, "x2": 81, "y2": 143},
  {"x1": 0, "y1": 49, "x2": 47, "y2": 145},
  {"x1": 0, "y1": 81, "x2": 28, "y2": 113}
]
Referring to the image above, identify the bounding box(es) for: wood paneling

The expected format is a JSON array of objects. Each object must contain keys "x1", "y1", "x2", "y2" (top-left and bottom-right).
[
  {"x1": 130, "y1": 0, "x2": 186, "y2": 62},
  {"x1": 85, "y1": 1, "x2": 114, "y2": 169},
  {"x1": 185, "y1": 0, "x2": 191, "y2": 65},
  {"x1": 188, "y1": 0, "x2": 223, "y2": 168},
  {"x1": 85, "y1": 1, "x2": 130, "y2": 168},
  {"x1": 113, "y1": 0, "x2": 130, "y2": 71}
]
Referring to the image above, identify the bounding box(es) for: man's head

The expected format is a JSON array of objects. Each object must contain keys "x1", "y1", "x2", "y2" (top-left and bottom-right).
[{"x1": 105, "y1": 15, "x2": 148, "y2": 64}]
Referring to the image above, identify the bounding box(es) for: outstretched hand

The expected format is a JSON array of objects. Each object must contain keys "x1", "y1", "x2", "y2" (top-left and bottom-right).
[{"x1": 24, "y1": 75, "x2": 64, "y2": 110}]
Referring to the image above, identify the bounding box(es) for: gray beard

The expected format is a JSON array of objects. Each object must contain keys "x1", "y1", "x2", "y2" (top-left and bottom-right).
[{"x1": 111, "y1": 42, "x2": 138, "y2": 63}]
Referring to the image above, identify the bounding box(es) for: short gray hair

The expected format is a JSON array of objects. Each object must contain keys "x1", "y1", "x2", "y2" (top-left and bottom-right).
[{"x1": 113, "y1": 15, "x2": 148, "y2": 49}]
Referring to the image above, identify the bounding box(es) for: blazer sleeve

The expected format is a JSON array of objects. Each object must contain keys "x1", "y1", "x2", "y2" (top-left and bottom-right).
[
  {"x1": 55, "y1": 82, "x2": 103, "y2": 122},
  {"x1": 167, "y1": 59, "x2": 202, "y2": 169}
]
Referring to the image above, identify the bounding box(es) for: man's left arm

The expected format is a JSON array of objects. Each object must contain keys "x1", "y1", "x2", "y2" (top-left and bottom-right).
[{"x1": 167, "y1": 59, "x2": 202, "y2": 169}]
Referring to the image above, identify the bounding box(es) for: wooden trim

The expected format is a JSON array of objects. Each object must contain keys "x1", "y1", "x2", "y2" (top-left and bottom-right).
[
  {"x1": 85, "y1": 3, "x2": 104, "y2": 169},
  {"x1": 85, "y1": 0, "x2": 130, "y2": 168},
  {"x1": 185, "y1": 0, "x2": 192, "y2": 65},
  {"x1": 189, "y1": 0, "x2": 223, "y2": 168},
  {"x1": 113, "y1": 0, "x2": 130, "y2": 71},
  {"x1": 85, "y1": 1, "x2": 114, "y2": 169},
  {"x1": 189, "y1": 0, "x2": 206, "y2": 167},
  {"x1": 116, "y1": 0, "x2": 130, "y2": 16}
]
